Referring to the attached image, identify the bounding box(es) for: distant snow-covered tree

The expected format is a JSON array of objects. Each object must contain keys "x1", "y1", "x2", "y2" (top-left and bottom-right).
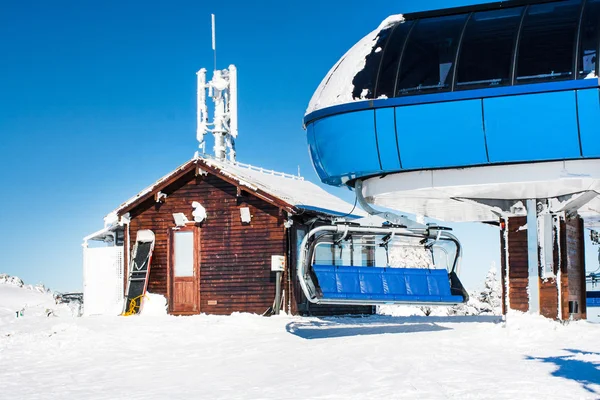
[
  {"x1": 448, "y1": 264, "x2": 502, "y2": 316},
  {"x1": 478, "y1": 266, "x2": 501, "y2": 314}
]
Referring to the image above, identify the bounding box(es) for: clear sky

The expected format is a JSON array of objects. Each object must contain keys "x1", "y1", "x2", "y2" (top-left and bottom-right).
[{"x1": 0, "y1": 0, "x2": 597, "y2": 292}]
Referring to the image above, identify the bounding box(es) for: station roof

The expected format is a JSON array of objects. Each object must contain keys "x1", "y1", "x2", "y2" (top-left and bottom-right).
[{"x1": 306, "y1": 0, "x2": 599, "y2": 118}]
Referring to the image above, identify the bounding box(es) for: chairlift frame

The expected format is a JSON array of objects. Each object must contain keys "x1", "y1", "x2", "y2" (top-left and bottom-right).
[{"x1": 297, "y1": 223, "x2": 469, "y2": 306}]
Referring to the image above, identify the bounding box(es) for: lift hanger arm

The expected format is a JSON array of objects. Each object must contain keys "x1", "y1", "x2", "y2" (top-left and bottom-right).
[{"x1": 354, "y1": 179, "x2": 426, "y2": 229}]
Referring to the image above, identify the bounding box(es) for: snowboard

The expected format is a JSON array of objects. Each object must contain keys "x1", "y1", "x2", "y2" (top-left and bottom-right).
[{"x1": 122, "y1": 230, "x2": 155, "y2": 315}]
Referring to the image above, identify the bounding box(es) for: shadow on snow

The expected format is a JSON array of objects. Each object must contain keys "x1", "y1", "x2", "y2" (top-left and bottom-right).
[
  {"x1": 286, "y1": 315, "x2": 499, "y2": 340},
  {"x1": 526, "y1": 349, "x2": 600, "y2": 394}
]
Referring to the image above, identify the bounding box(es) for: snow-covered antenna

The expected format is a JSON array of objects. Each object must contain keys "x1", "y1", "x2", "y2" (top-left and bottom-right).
[
  {"x1": 211, "y1": 14, "x2": 217, "y2": 71},
  {"x1": 195, "y1": 14, "x2": 238, "y2": 162}
]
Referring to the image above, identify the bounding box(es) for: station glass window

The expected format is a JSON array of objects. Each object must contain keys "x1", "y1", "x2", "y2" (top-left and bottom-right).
[
  {"x1": 374, "y1": 20, "x2": 414, "y2": 98},
  {"x1": 456, "y1": 7, "x2": 524, "y2": 89},
  {"x1": 352, "y1": 25, "x2": 395, "y2": 100},
  {"x1": 578, "y1": 0, "x2": 600, "y2": 78},
  {"x1": 516, "y1": 0, "x2": 582, "y2": 84},
  {"x1": 396, "y1": 14, "x2": 468, "y2": 96}
]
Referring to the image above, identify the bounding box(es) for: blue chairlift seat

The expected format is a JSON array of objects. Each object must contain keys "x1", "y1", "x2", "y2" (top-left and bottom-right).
[
  {"x1": 587, "y1": 291, "x2": 600, "y2": 307},
  {"x1": 312, "y1": 264, "x2": 465, "y2": 303}
]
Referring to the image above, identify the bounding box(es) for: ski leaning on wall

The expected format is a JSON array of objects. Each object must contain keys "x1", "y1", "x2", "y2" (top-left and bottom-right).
[{"x1": 122, "y1": 230, "x2": 155, "y2": 316}]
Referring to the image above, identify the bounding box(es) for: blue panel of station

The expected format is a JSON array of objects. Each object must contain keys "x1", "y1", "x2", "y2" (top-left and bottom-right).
[
  {"x1": 306, "y1": 124, "x2": 329, "y2": 181},
  {"x1": 577, "y1": 88, "x2": 600, "y2": 158},
  {"x1": 395, "y1": 100, "x2": 488, "y2": 169},
  {"x1": 374, "y1": 108, "x2": 401, "y2": 171},
  {"x1": 483, "y1": 91, "x2": 581, "y2": 163},
  {"x1": 312, "y1": 110, "x2": 381, "y2": 183}
]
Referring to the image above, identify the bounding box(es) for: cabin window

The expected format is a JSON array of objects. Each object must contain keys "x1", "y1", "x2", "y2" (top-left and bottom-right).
[
  {"x1": 352, "y1": 24, "x2": 395, "y2": 100},
  {"x1": 396, "y1": 14, "x2": 468, "y2": 96},
  {"x1": 174, "y1": 231, "x2": 194, "y2": 277},
  {"x1": 516, "y1": 0, "x2": 582, "y2": 84},
  {"x1": 578, "y1": 0, "x2": 600, "y2": 78},
  {"x1": 374, "y1": 20, "x2": 414, "y2": 99},
  {"x1": 456, "y1": 7, "x2": 524, "y2": 89}
]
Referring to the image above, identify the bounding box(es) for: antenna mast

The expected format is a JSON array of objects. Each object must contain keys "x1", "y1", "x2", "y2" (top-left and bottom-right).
[
  {"x1": 196, "y1": 14, "x2": 238, "y2": 162},
  {"x1": 211, "y1": 14, "x2": 217, "y2": 71}
]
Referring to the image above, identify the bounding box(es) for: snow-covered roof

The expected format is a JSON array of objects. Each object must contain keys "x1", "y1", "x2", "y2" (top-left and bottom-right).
[
  {"x1": 110, "y1": 156, "x2": 365, "y2": 219},
  {"x1": 306, "y1": 14, "x2": 404, "y2": 115}
]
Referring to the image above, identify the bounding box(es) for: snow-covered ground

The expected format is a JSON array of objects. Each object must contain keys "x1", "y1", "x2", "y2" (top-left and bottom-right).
[{"x1": 2, "y1": 281, "x2": 600, "y2": 399}]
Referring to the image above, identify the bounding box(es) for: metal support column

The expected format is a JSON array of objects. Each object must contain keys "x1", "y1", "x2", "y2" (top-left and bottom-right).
[{"x1": 526, "y1": 199, "x2": 540, "y2": 314}]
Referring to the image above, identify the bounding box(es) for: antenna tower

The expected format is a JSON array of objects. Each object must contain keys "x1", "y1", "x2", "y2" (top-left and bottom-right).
[{"x1": 196, "y1": 14, "x2": 238, "y2": 162}]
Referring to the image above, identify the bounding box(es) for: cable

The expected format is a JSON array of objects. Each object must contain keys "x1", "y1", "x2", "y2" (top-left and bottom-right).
[{"x1": 336, "y1": 195, "x2": 358, "y2": 220}]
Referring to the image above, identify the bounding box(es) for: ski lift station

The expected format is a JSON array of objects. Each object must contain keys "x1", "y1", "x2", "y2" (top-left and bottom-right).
[
  {"x1": 304, "y1": 0, "x2": 600, "y2": 321},
  {"x1": 83, "y1": 0, "x2": 600, "y2": 321}
]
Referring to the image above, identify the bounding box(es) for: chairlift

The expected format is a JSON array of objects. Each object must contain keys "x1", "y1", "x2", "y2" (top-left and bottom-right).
[{"x1": 297, "y1": 223, "x2": 469, "y2": 306}]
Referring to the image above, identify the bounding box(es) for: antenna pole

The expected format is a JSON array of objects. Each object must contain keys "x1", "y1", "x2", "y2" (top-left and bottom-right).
[
  {"x1": 194, "y1": 14, "x2": 238, "y2": 162},
  {"x1": 211, "y1": 14, "x2": 217, "y2": 71}
]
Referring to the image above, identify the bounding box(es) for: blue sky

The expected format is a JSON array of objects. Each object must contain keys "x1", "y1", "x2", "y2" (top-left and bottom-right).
[{"x1": 0, "y1": 0, "x2": 597, "y2": 291}]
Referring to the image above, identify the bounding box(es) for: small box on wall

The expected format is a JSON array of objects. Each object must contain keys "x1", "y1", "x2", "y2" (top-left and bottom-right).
[{"x1": 271, "y1": 255, "x2": 285, "y2": 272}]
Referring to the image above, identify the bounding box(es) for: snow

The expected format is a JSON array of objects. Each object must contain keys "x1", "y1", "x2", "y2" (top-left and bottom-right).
[
  {"x1": 140, "y1": 292, "x2": 167, "y2": 316},
  {"x1": 191, "y1": 201, "x2": 207, "y2": 223},
  {"x1": 3, "y1": 274, "x2": 600, "y2": 399},
  {"x1": 107, "y1": 156, "x2": 365, "y2": 226},
  {"x1": 104, "y1": 211, "x2": 118, "y2": 227},
  {"x1": 2, "y1": 307, "x2": 600, "y2": 399},
  {"x1": 306, "y1": 14, "x2": 404, "y2": 115},
  {"x1": 202, "y1": 157, "x2": 365, "y2": 217},
  {"x1": 0, "y1": 277, "x2": 72, "y2": 326}
]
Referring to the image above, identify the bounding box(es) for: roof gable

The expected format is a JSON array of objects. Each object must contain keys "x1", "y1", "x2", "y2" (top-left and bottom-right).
[{"x1": 110, "y1": 156, "x2": 363, "y2": 219}]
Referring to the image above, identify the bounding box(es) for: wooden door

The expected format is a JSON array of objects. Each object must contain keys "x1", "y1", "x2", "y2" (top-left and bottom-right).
[{"x1": 169, "y1": 227, "x2": 199, "y2": 314}]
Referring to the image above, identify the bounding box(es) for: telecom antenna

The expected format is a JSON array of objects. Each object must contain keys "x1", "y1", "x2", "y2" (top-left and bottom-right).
[{"x1": 196, "y1": 14, "x2": 238, "y2": 162}]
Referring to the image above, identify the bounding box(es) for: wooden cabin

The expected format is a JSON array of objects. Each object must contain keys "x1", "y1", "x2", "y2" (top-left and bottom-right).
[{"x1": 83, "y1": 156, "x2": 373, "y2": 316}]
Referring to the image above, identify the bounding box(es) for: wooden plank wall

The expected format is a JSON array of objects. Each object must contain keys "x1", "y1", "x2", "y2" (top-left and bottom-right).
[
  {"x1": 565, "y1": 217, "x2": 587, "y2": 319},
  {"x1": 501, "y1": 216, "x2": 529, "y2": 313},
  {"x1": 539, "y1": 279, "x2": 559, "y2": 319},
  {"x1": 128, "y1": 171, "x2": 284, "y2": 315}
]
